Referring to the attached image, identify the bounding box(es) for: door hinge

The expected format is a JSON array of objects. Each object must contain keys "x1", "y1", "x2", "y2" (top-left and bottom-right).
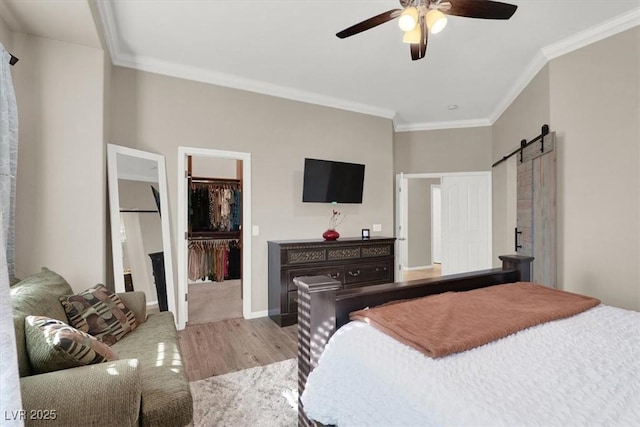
[
  {"x1": 185, "y1": 231, "x2": 188, "y2": 240},
  {"x1": 185, "y1": 293, "x2": 188, "y2": 302}
]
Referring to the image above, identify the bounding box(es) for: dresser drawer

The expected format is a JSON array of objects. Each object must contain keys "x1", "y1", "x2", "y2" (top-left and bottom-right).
[
  {"x1": 287, "y1": 266, "x2": 344, "y2": 291},
  {"x1": 344, "y1": 261, "x2": 392, "y2": 286}
]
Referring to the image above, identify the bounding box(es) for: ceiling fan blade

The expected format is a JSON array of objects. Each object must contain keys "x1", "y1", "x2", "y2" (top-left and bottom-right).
[
  {"x1": 410, "y1": 16, "x2": 428, "y2": 61},
  {"x1": 336, "y1": 9, "x2": 402, "y2": 39},
  {"x1": 410, "y1": 43, "x2": 421, "y2": 61},
  {"x1": 419, "y1": 15, "x2": 428, "y2": 57},
  {"x1": 444, "y1": 0, "x2": 517, "y2": 20}
]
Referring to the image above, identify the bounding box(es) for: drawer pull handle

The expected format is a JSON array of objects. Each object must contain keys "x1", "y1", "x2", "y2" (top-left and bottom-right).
[
  {"x1": 329, "y1": 273, "x2": 341, "y2": 279},
  {"x1": 348, "y1": 270, "x2": 361, "y2": 277}
]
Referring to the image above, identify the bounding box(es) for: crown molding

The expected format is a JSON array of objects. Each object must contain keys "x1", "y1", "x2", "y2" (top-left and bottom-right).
[
  {"x1": 93, "y1": 0, "x2": 119, "y2": 64},
  {"x1": 96, "y1": 2, "x2": 639, "y2": 133},
  {"x1": 489, "y1": 8, "x2": 639, "y2": 128},
  {"x1": 542, "y1": 9, "x2": 640, "y2": 61},
  {"x1": 394, "y1": 118, "x2": 492, "y2": 132},
  {"x1": 114, "y1": 52, "x2": 396, "y2": 119},
  {"x1": 96, "y1": 1, "x2": 394, "y2": 120}
]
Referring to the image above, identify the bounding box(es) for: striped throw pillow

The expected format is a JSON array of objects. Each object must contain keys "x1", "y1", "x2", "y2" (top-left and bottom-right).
[{"x1": 25, "y1": 316, "x2": 117, "y2": 374}]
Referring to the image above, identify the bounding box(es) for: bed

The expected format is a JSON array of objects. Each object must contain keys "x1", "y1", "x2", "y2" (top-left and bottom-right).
[{"x1": 294, "y1": 255, "x2": 640, "y2": 426}]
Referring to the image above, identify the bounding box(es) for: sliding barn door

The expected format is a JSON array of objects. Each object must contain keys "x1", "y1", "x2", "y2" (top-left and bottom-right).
[
  {"x1": 516, "y1": 132, "x2": 557, "y2": 287},
  {"x1": 441, "y1": 173, "x2": 492, "y2": 275}
]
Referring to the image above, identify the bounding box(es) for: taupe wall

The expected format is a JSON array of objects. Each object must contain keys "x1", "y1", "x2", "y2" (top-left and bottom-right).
[
  {"x1": 10, "y1": 33, "x2": 106, "y2": 291},
  {"x1": 394, "y1": 127, "x2": 493, "y2": 174},
  {"x1": 0, "y1": 15, "x2": 11, "y2": 48},
  {"x1": 407, "y1": 178, "x2": 439, "y2": 268},
  {"x1": 109, "y1": 67, "x2": 394, "y2": 314},
  {"x1": 549, "y1": 27, "x2": 639, "y2": 310},
  {"x1": 192, "y1": 157, "x2": 237, "y2": 179}
]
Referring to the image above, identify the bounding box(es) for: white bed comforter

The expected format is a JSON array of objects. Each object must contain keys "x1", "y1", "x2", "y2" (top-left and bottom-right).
[{"x1": 301, "y1": 305, "x2": 640, "y2": 426}]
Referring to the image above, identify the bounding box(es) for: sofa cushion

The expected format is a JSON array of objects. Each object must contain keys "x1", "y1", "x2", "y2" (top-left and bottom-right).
[
  {"x1": 111, "y1": 311, "x2": 193, "y2": 427},
  {"x1": 59, "y1": 285, "x2": 138, "y2": 346},
  {"x1": 25, "y1": 316, "x2": 118, "y2": 374},
  {"x1": 11, "y1": 267, "x2": 74, "y2": 377}
]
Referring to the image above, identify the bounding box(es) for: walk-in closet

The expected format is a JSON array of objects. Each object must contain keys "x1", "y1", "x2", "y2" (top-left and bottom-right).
[{"x1": 186, "y1": 156, "x2": 243, "y2": 324}]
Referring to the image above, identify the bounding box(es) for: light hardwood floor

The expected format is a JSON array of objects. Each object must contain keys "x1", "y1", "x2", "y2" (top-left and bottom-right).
[
  {"x1": 402, "y1": 264, "x2": 441, "y2": 281},
  {"x1": 177, "y1": 317, "x2": 297, "y2": 382}
]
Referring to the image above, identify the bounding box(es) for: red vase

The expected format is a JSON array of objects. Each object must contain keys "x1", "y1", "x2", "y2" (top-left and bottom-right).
[{"x1": 322, "y1": 229, "x2": 340, "y2": 241}]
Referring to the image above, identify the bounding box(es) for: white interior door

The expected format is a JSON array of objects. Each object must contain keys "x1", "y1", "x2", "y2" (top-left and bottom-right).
[
  {"x1": 395, "y1": 174, "x2": 408, "y2": 281},
  {"x1": 431, "y1": 185, "x2": 442, "y2": 264},
  {"x1": 441, "y1": 173, "x2": 492, "y2": 275}
]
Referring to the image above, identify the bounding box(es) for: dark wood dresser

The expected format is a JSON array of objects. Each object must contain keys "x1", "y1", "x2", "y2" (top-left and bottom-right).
[{"x1": 268, "y1": 237, "x2": 396, "y2": 326}]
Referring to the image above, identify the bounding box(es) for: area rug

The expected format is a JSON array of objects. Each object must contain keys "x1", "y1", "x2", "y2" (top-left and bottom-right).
[{"x1": 190, "y1": 359, "x2": 298, "y2": 427}]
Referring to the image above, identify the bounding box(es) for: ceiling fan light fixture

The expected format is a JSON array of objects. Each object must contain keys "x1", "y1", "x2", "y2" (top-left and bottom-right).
[
  {"x1": 426, "y1": 9, "x2": 447, "y2": 34},
  {"x1": 402, "y1": 25, "x2": 421, "y2": 44},
  {"x1": 398, "y1": 6, "x2": 419, "y2": 31}
]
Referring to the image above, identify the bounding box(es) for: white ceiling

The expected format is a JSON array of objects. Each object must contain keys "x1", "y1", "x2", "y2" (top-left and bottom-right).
[{"x1": 2, "y1": 1, "x2": 639, "y2": 131}]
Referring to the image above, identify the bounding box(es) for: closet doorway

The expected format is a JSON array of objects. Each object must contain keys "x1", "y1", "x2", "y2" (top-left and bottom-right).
[{"x1": 176, "y1": 147, "x2": 252, "y2": 330}]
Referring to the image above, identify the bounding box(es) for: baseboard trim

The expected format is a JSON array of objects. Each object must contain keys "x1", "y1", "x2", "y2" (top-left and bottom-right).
[
  {"x1": 403, "y1": 265, "x2": 433, "y2": 271},
  {"x1": 245, "y1": 310, "x2": 268, "y2": 319}
]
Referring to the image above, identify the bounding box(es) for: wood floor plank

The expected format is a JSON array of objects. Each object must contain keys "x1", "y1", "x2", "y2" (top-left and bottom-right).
[{"x1": 178, "y1": 317, "x2": 297, "y2": 381}]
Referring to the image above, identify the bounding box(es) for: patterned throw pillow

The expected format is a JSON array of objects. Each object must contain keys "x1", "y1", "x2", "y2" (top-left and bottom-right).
[
  {"x1": 59, "y1": 285, "x2": 138, "y2": 345},
  {"x1": 25, "y1": 316, "x2": 118, "y2": 374}
]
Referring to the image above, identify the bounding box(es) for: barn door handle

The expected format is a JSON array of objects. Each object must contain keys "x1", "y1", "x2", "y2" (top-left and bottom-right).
[{"x1": 515, "y1": 227, "x2": 523, "y2": 251}]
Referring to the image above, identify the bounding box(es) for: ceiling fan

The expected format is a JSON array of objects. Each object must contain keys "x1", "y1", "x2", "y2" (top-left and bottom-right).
[{"x1": 336, "y1": 0, "x2": 518, "y2": 61}]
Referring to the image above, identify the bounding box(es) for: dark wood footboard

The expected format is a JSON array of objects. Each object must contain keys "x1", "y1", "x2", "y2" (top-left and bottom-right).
[{"x1": 295, "y1": 255, "x2": 533, "y2": 427}]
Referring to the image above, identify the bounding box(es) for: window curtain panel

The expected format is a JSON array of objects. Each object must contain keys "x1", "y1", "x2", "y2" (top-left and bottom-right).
[
  {"x1": 0, "y1": 43, "x2": 18, "y2": 279},
  {"x1": 0, "y1": 211, "x2": 24, "y2": 424}
]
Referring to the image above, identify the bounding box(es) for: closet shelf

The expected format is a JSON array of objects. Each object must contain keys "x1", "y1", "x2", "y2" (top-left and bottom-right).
[{"x1": 189, "y1": 230, "x2": 241, "y2": 240}]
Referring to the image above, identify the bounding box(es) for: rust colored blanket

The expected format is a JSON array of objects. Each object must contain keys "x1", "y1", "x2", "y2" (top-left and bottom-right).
[{"x1": 349, "y1": 282, "x2": 600, "y2": 358}]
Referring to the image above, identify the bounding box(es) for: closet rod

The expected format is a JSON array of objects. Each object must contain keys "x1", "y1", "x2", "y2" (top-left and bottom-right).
[
  {"x1": 190, "y1": 176, "x2": 240, "y2": 184},
  {"x1": 492, "y1": 124, "x2": 549, "y2": 168},
  {"x1": 188, "y1": 237, "x2": 240, "y2": 242},
  {"x1": 120, "y1": 209, "x2": 158, "y2": 213}
]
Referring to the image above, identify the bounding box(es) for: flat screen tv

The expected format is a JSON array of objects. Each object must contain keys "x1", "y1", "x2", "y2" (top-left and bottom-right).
[{"x1": 302, "y1": 158, "x2": 365, "y2": 204}]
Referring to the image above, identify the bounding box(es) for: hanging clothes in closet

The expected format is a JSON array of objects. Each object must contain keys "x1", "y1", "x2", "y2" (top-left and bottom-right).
[
  {"x1": 188, "y1": 239, "x2": 241, "y2": 282},
  {"x1": 189, "y1": 180, "x2": 241, "y2": 232}
]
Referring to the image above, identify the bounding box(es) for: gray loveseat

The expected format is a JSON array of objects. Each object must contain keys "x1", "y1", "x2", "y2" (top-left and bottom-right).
[{"x1": 10, "y1": 267, "x2": 193, "y2": 426}]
